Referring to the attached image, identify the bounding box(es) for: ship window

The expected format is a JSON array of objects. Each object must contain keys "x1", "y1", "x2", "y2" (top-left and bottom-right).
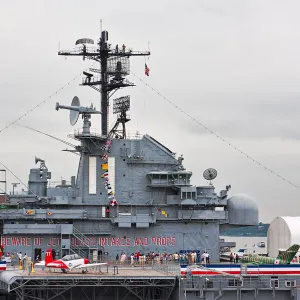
[
  {"x1": 270, "y1": 279, "x2": 279, "y2": 288},
  {"x1": 285, "y1": 281, "x2": 291, "y2": 288},
  {"x1": 228, "y1": 279, "x2": 243, "y2": 287}
]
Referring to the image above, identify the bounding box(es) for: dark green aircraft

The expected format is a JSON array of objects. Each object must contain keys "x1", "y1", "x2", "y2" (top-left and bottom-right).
[{"x1": 242, "y1": 244, "x2": 300, "y2": 265}]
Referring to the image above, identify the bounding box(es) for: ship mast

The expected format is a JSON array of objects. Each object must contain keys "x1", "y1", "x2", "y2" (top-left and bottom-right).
[{"x1": 58, "y1": 31, "x2": 150, "y2": 138}]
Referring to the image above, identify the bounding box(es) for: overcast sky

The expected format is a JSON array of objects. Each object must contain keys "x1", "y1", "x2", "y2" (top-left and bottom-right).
[{"x1": 0, "y1": 0, "x2": 300, "y2": 222}]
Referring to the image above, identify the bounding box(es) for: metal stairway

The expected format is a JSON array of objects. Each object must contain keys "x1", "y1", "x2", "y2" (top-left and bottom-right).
[{"x1": 70, "y1": 226, "x2": 91, "y2": 258}]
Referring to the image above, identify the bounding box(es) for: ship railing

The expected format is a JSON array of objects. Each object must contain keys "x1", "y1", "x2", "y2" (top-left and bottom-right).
[
  {"x1": 97, "y1": 257, "x2": 180, "y2": 271},
  {"x1": 152, "y1": 261, "x2": 181, "y2": 275},
  {"x1": 48, "y1": 181, "x2": 72, "y2": 188},
  {"x1": 74, "y1": 128, "x2": 103, "y2": 138},
  {"x1": 58, "y1": 47, "x2": 99, "y2": 55},
  {"x1": 181, "y1": 276, "x2": 298, "y2": 291},
  {"x1": 69, "y1": 131, "x2": 143, "y2": 141},
  {"x1": 70, "y1": 246, "x2": 87, "y2": 258},
  {"x1": 73, "y1": 223, "x2": 111, "y2": 233},
  {"x1": 122, "y1": 133, "x2": 144, "y2": 140},
  {"x1": 81, "y1": 76, "x2": 101, "y2": 84},
  {"x1": 9, "y1": 191, "x2": 28, "y2": 196},
  {"x1": 81, "y1": 76, "x2": 134, "y2": 86}
]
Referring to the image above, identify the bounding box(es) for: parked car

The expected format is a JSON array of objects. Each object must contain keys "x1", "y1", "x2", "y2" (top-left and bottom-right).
[{"x1": 257, "y1": 241, "x2": 266, "y2": 248}]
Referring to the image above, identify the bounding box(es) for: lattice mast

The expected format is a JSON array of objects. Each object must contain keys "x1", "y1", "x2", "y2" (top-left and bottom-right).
[
  {"x1": 58, "y1": 32, "x2": 150, "y2": 137},
  {"x1": 110, "y1": 96, "x2": 131, "y2": 139}
]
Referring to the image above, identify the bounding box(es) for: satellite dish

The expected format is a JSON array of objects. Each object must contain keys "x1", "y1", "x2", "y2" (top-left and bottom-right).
[
  {"x1": 203, "y1": 168, "x2": 218, "y2": 182},
  {"x1": 70, "y1": 96, "x2": 80, "y2": 126}
]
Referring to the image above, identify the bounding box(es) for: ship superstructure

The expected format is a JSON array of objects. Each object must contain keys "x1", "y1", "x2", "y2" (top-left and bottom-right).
[{"x1": 0, "y1": 30, "x2": 258, "y2": 262}]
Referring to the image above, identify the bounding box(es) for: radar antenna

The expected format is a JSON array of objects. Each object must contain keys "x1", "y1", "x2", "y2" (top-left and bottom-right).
[
  {"x1": 109, "y1": 96, "x2": 130, "y2": 139},
  {"x1": 203, "y1": 168, "x2": 218, "y2": 185},
  {"x1": 56, "y1": 96, "x2": 101, "y2": 135},
  {"x1": 58, "y1": 31, "x2": 150, "y2": 137}
]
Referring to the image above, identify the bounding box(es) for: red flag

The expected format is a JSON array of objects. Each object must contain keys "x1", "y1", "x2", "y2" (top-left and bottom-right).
[{"x1": 145, "y1": 63, "x2": 150, "y2": 76}]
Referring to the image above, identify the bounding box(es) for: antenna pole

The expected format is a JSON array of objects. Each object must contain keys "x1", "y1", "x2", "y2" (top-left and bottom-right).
[
  {"x1": 58, "y1": 30, "x2": 150, "y2": 138},
  {"x1": 99, "y1": 31, "x2": 109, "y2": 136},
  {"x1": 100, "y1": 19, "x2": 102, "y2": 134}
]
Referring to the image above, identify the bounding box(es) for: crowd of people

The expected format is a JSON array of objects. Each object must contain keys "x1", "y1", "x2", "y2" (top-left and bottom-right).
[
  {"x1": 1, "y1": 252, "x2": 30, "y2": 269},
  {"x1": 114, "y1": 250, "x2": 211, "y2": 266},
  {"x1": 1, "y1": 249, "x2": 213, "y2": 267}
]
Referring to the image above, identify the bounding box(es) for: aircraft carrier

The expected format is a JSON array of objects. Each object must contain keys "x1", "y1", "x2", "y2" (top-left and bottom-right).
[
  {"x1": 0, "y1": 29, "x2": 258, "y2": 262},
  {"x1": 3, "y1": 28, "x2": 298, "y2": 300}
]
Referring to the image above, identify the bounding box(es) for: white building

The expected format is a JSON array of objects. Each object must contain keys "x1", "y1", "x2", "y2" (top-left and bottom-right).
[{"x1": 267, "y1": 216, "x2": 300, "y2": 258}]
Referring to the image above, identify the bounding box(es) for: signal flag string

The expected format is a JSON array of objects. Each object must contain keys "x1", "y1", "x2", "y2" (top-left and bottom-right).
[{"x1": 132, "y1": 71, "x2": 300, "y2": 191}]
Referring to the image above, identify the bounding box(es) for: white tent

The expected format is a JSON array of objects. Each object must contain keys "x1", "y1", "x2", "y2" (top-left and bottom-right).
[{"x1": 267, "y1": 216, "x2": 300, "y2": 258}]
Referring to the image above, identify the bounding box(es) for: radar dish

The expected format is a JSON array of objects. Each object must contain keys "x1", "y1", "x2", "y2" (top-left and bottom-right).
[
  {"x1": 75, "y1": 38, "x2": 94, "y2": 45},
  {"x1": 70, "y1": 96, "x2": 80, "y2": 126},
  {"x1": 203, "y1": 168, "x2": 218, "y2": 181}
]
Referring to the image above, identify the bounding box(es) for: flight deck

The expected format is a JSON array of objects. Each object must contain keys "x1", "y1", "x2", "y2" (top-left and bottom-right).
[{"x1": 0, "y1": 264, "x2": 179, "y2": 300}]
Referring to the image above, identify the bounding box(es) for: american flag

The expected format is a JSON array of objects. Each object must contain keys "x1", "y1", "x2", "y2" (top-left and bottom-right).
[{"x1": 145, "y1": 63, "x2": 150, "y2": 76}]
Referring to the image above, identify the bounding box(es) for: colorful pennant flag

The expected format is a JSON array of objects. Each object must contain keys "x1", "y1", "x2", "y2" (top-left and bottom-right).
[
  {"x1": 105, "y1": 184, "x2": 111, "y2": 190},
  {"x1": 100, "y1": 172, "x2": 109, "y2": 178},
  {"x1": 101, "y1": 163, "x2": 108, "y2": 170},
  {"x1": 110, "y1": 199, "x2": 118, "y2": 206},
  {"x1": 101, "y1": 154, "x2": 108, "y2": 160}
]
